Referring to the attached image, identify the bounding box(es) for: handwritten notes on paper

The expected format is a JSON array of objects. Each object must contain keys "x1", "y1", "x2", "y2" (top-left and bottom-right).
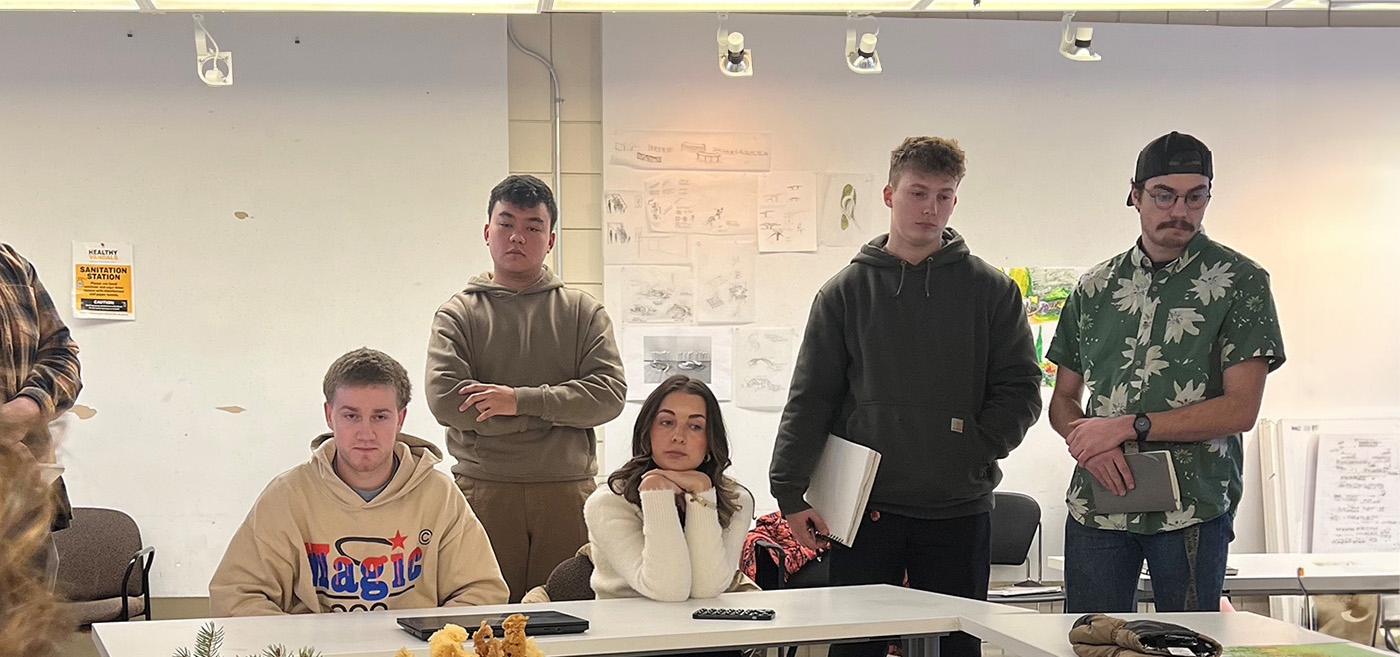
[{"x1": 1312, "y1": 435, "x2": 1400, "y2": 552}]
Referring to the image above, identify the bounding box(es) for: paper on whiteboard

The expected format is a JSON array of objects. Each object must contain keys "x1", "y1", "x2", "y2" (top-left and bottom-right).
[
  {"x1": 758, "y1": 172, "x2": 818, "y2": 253},
  {"x1": 734, "y1": 327, "x2": 796, "y2": 410},
  {"x1": 611, "y1": 130, "x2": 772, "y2": 171},
  {"x1": 618, "y1": 265, "x2": 695, "y2": 325},
  {"x1": 1311, "y1": 434, "x2": 1400, "y2": 552},
  {"x1": 622, "y1": 326, "x2": 733, "y2": 401},
  {"x1": 603, "y1": 189, "x2": 644, "y2": 264},
  {"x1": 645, "y1": 173, "x2": 759, "y2": 236},
  {"x1": 817, "y1": 172, "x2": 879, "y2": 247}
]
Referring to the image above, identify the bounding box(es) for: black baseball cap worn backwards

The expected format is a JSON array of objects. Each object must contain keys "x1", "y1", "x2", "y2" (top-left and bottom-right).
[{"x1": 1128, "y1": 131, "x2": 1213, "y2": 206}]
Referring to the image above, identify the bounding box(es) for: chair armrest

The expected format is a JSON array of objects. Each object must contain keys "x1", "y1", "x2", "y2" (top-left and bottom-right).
[
  {"x1": 120, "y1": 546, "x2": 155, "y2": 621},
  {"x1": 753, "y1": 539, "x2": 788, "y2": 577}
]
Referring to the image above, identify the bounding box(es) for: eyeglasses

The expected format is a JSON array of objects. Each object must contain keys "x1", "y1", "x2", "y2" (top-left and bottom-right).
[{"x1": 1142, "y1": 188, "x2": 1211, "y2": 210}]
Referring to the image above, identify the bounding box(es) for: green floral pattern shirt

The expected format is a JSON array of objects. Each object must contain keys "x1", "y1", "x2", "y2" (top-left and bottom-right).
[{"x1": 1047, "y1": 232, "x2": 1284, "y2": 534}]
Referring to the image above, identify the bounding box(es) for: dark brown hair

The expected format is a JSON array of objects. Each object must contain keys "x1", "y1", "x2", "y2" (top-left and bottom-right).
[
  {"x1": 606, "y1": 375, "x2": 745, "y2": 528},
  {"x1": 0, "y1": 423, "x2": 69, "y2": 657},
  {"x1": 888, "y1": 136, "x2": 967, "y2": 187},
  {"x1": 322, "y1": 348, "x2": 412, "y2": 410}
]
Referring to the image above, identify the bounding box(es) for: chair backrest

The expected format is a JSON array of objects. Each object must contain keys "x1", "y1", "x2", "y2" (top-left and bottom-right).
[
  {"x1": 544, "y1": 554, "x2": 595, "y2": 602},
  {"x1": 989, "y1": 491, "x2": 1040, "y2": 566},
  {"x1": 52, "y1": 507, "x2": 144, "y2": 601}
]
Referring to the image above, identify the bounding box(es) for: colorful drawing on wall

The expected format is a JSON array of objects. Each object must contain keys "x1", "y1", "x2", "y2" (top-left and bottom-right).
[
  {"x1": 1004, "y1": 266, "x2": 1085, "y2": 387},
  {"x1": 817, "y1": 172, "x2": 878, "y2": 247}
]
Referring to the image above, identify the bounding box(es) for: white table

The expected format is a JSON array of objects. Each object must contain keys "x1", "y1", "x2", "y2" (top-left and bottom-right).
[
  {"x1": 961, "y1": 611, "x2": 1390, "y2": 657},
  {"x1": 93, "y1": 584, "x2": 1032, "y2": 657},
  {"x1": 1047, "y1": 552, "x2": 1400, "y2": 597}
]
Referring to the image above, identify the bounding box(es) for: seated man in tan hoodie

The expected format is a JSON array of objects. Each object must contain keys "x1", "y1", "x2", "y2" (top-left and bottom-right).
[{"x1": 209, "y1": 348, "x2": 508, "y2": 616}]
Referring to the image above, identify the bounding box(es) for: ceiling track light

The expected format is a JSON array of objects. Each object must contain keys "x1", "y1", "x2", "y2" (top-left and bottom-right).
[
  {"x1": 845, "y1": 12, "x2": 881, "y2": 74},
  {"x1": 194, "y1": 14, "x2": 233, "y2": 86},
  {"x1": 716, "y1": 13, "x2": 752, "y2": 78},
  {"x1": 1059, "y1": 11, "x2": 1101, "y2": 62}
]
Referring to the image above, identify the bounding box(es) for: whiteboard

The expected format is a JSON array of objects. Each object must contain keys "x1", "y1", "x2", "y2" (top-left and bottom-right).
[
  {"x1": 1261, "y1": 419, "x2": 1400, "y2": 553},
  {"x1": 1, "y1": 12, "x2": 508, "y2": 596}
]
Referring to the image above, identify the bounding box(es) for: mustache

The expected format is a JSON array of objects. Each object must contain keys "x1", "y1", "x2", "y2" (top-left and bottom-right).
[{"x1": 1157, "y1": 221, "x2": 1194, "y2": 231}]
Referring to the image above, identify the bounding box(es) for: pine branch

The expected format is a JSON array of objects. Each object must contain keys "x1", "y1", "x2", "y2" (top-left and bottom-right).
[
  {"x1": 194, "y1": 621, "x2": 224, "y2": 657},
  {"x1": 173, "y1": 649, "x2": 192, "y2": 657}
]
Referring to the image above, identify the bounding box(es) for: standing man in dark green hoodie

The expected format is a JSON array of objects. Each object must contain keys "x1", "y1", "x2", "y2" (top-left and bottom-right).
[
  {"x1": 770, "y1": 137, "x2": 1042, "y2": 657},
  {"x1": 426, "y1": 175, "x2": 627, "y2": 602}
]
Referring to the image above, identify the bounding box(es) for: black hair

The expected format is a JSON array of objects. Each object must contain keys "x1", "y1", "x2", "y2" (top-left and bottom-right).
[{"x1": 486, "y1": 175, "x2": 558, "y2": 229}]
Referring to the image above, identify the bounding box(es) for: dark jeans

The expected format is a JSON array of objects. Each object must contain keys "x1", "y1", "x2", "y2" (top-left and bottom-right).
[
  {"x1": 828, "y1": 510, "x2": 991, "y2": 657},
  {"x1": 1063, "y1": 512, "x2": 1234, "y2": 613}
]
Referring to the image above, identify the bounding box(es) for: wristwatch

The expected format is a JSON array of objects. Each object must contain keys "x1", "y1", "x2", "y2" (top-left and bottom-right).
[{"x1": 1133, "y1": 412, "x2": 1152, "y2": 441}]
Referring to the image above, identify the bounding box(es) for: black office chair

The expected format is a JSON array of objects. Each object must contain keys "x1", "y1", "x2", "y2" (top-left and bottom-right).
[
  {"x1": 752, "y1": 537, "x2": 829, "y2": 657},
  {"x1": 989, "y1": 491, "x2": 1064, "y2": 606},
  {"x1": 752, "y1": 539, "x2": 828, "y2": 591}
]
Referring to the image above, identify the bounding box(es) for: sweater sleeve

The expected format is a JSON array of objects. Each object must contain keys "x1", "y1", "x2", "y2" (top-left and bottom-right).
[
  {"x1": 770, "y1": 290, "x2": 849, "y2": 515},
  {"x1": 685, "y1": 487, "x2": 754, "y2": 599},
  {"x1": 425, "y1": 307, "x2": 552, "y2": 436},
  {"x1": 975, "y1": 280, "x2": 1044, "y2": 459},
  {"x1": 435, "y1": 488, "x2": 510, "y2": 607},
  {"x1": 513, "y1": 305, "x2": 626, "y2": 429},
  {"x1": 585, "y1": 488, "x2": 692, "y2": 602},
  {"x1": 208, "y1": 504, "x2": 300, "y2": 617}
]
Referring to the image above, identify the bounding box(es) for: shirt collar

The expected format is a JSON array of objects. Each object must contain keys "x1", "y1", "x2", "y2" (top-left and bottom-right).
[{"x1": 1130, "y1": 231, "x2": 1211, "y2": 276}]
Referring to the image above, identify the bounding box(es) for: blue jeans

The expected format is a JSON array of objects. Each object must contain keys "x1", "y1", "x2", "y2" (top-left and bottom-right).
[{"x1": 1063, "y1": 512, "x2": 1234, "y2": 613}]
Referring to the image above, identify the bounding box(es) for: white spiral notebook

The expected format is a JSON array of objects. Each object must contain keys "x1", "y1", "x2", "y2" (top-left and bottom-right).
[{"x1": 803, "y1": 435, "x2": 881, "y2": 548}]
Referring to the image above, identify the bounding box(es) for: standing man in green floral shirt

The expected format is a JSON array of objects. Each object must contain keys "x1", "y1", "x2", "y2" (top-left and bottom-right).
[{"x1": 1047, "y1": 132, "x2": 1284, "y2": 613}]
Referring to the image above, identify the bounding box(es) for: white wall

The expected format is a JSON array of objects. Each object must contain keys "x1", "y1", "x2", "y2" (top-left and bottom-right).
[
  {"x1": 600, "y1": 13, "x2": 1400, "y2": 576},
  {"x1": 1, "y1": 12, "x2": 508, "y2": 596}
]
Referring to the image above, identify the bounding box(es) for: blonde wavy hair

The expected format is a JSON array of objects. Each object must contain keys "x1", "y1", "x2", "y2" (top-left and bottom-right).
[{"x1": 0, "y1": 420, "x2": 69, "y2": 657}]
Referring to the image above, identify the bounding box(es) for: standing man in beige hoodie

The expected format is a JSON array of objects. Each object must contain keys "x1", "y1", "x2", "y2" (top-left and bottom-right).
[
  {"x1": 427, "y1": 174, "x2": 626, "y2": 602},
  {"x1": 209, "y1": 348, "x2": 508, "y2": 616}
]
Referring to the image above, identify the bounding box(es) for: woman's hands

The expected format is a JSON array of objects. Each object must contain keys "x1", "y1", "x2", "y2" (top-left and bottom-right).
[{"x1": 640, "y1": 469, "x2": 714, "y2": 513}]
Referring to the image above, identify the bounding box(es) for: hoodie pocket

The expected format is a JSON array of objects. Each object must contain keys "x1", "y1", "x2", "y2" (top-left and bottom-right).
[{"x1": 845, "y1": 402, "x2": 1000, "y2": 504}]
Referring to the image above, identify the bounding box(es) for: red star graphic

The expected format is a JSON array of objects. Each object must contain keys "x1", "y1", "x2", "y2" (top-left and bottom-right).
[{"x1": 390, "y1": 531, "x2": 407, "y2": 551}]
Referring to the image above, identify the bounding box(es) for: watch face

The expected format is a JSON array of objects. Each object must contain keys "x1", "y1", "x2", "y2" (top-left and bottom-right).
[{"x1": 1134, "y1": 416, "x2": 1150, "y2": 433}]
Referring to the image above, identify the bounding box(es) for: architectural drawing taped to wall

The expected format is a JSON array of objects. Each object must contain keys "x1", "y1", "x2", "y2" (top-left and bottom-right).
[
  {"x1": 758, "y1": 172, "x2": 818, "y2": 253},
  {"x1": 622, "y1": 326, "x2": 734, "y2": 401},
  {"x1": 619, "y1": 265, "x2": 695, "y2": 325},
  {"x1": 817, "y1": 172, "x2": 879, "y2": 247},
  {"x1": 644, "y1": 172, "x2": 759, "y2": 236},
  {"x1": 611, "y1": 130, "x2": 772, "y2": 171},
  {"x1": 734, "y1": 326, "x2": 797, "y2": 409},
  {"x1": 694, "y1": 237, "x2": 756, "y2": 324},
  {"x1": 603, "y1": 189, "x2": 645, "y2": 264}
]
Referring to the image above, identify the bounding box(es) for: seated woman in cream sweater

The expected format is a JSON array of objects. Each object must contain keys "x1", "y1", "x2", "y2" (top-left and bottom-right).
[{"x1": 585, "y1": 375, "x2": 754, "y2": 602}]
